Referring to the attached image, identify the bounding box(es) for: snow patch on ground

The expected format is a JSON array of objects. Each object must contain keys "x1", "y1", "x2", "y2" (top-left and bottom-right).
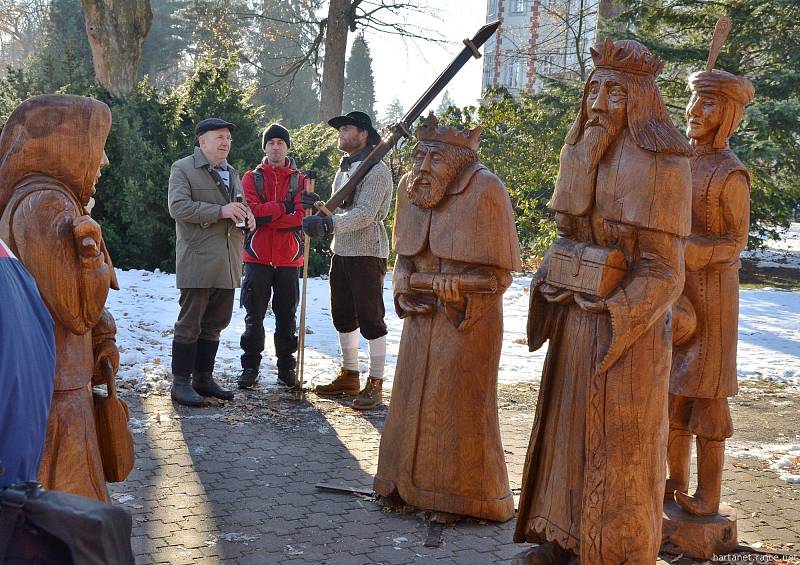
[
  {"x1": 106, "y1": 268, "x2": 800, "y2": 393},
  {"x1": 743, "y1": 222, "x2": 800, "y2": 269},
  {"x1": 729, "y1": 443, "x2": 800, "y2": 484}
]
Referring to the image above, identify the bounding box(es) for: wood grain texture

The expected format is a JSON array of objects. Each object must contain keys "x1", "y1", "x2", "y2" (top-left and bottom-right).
[
  {"x1": 92, "y1": 310, "x2": 135, "y2": 483},
  {"x1": 0, "y1": 95, "x2": 117, "y2": 502},
  {"x1": 517, "y1": 40, "x2": 692, "y2": 564},
  {"x1": 374, "y1": 126, "x2": 520, "y2": 522},
  {"x1": 666, "y1": 58, "x2": 754, "y2": 539}
]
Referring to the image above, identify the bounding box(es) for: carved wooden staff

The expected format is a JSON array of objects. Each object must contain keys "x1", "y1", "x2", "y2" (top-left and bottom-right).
[
  {"x1": 706, "y1": 16, "x2": 732, "y2": 71},
  {"x1": 297, "y1": 169, "x2": 317, "y2": 393}
]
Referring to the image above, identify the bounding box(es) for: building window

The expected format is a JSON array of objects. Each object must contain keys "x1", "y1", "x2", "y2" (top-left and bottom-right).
[
  {"x1": 488, "y1": 0, "x2": 498, "y2": 16},
  {"x1": 512, "y1": 0, "x2": 526, "y2": 13},
  {"x1": 483, "y1": 51, "x2": 496, "y2": 90},
  {"x1": 505, "y1": 59, "x2": 524, "y2": 88}
]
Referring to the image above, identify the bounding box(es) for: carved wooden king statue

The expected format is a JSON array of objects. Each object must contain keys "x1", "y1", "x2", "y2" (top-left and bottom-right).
[
  {"x1": 373, "y1": 113, "x2": 521, "y2": 522},
  {"x1": 514, "y1": 39, "x2": 693, "y2": 564},
  {"x1": 0, "y1": 94, "x2": 118, "y2": 502},
  {"x1": 666, "y1": 69, "x2": 754, "y2": 515}
]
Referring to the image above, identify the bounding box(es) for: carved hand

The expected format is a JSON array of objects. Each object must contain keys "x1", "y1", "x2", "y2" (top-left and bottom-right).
[
  {"x1": 93, "y1": 341, "x2": 120, "y2": 386},
  {"x1": 432, "y1": 275, "x2": 463, "y2": 303},
  {"x1": 684, "y1": 236, "x2": 714, "y2": 271},
  {"x1": 539, "y1": 282, "x2": 573, "y2": 304},
  {"x1": 574, "y1": 292, "x2": 608, "y2": 313},
  {"x1": 397, "y1": 292, "x2": 434, "y2": 315},
  {"x1": 72, "y1": 215, "x2": 103, "y2": 260}
]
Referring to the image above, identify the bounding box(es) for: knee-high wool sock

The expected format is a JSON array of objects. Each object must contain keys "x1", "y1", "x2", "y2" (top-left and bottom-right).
[
  {"x1": 368, "y1": 335, "x2": 386, "y2": 381},
  {"x1": 339, "y1": 329, "x2": 359, "y2": 371}
]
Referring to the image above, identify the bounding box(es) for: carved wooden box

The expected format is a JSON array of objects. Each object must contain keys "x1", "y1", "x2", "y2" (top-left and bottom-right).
[{"x1": 545, "y1": 238, "x2": 627, "y2": 298}]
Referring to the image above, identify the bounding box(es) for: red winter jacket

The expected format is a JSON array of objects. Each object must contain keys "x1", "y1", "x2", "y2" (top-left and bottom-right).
[{"x1": 241, "y1": 158, "x2": 305, "y2": 267}]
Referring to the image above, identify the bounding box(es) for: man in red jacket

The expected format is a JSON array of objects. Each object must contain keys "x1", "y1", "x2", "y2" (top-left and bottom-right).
[{"x1": 238, "y1": 123, "x2": 305, "y2": 389}]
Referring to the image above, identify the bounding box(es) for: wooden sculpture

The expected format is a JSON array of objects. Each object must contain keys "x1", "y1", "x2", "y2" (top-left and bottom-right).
[
  {"x1": 373, "y1": 113, "x2": 521, "y2": 523},
  {"x1": 0, "y1": 94, "x2": 118, "y2": 502},
  {"x1": 662, "y1": 18, "x2": 755, "y2": 560},
  {"x1": 92, "y1": 308, "x2": 135, "y2": 483},
  {"x1": 513, "y1": 39, "x2": 693, "y2": 565}
]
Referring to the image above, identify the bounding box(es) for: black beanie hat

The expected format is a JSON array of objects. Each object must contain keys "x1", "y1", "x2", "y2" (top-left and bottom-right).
[{"x1": 262, "y1": 123, "x2": 291, "y2": 150}]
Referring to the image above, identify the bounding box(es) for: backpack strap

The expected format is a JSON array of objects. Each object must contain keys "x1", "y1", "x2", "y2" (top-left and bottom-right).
[
  {"x1": 289, "y1": 171, "x2": 300, "y2": 196},
  {"x1": 253, "y1": 170, "x2": 266, "y2": 202}
]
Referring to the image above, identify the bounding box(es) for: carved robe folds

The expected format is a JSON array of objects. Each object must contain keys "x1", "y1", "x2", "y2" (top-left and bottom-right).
[
  {"x1": 374, "y1": 163, "x2": 521, "y2": 522},
  {"x1": 516, "y1": 130, "x2": 692, "y2": 563},
  {"x1": 0, "y1": 95, "x2": 115, "y2": 502},
  {"x1": 671, "y1": 149, "x2": 750, "y2": 403},
  {"x1": 1, "y1": 181, "x2": 112, "y2": 501}
]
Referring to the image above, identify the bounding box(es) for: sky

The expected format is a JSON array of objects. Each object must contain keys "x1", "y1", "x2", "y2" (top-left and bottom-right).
[{"x1": 356, "y1": 0, "x2": 488, "y2": 120}]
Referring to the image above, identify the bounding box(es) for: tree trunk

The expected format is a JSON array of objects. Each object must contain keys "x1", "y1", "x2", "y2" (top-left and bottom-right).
[
  {"x1": 81, "y1": 0, "x2": 153, "y2": 98},
  {"x1": 319, "y1": 0, "x2": 351, "y2": 122},
  {"x1": 595, "y1": 0, "x2": 626, "y2": 42}
]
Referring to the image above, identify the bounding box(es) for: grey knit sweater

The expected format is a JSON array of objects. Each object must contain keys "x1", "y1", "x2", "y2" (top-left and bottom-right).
[{"x1": 330, "y1": 158, "x2": 393, "y2": 259}]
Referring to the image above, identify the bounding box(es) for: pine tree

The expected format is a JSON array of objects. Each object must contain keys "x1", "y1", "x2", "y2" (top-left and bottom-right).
[
  {"x1": 342, "y1": 33, "x2": 376, "y2": 122},
  {"x1": 381, "y1": 97, "x2": 404, "y2": 127},
  {"x1": 618, "y1": 0, "x2": 800, "y2": 242},
  {"x1": 436, "y1": 90, "x2": 455, "y2": 116},
  {"x1": 140, "y1": 0, "x2": 193, "y2": 88},
  {"x1": 25, "y1": 0, "x2": 95, "y2": 93},
  {"x1": 245, "y1": 0, "x2": 320, "y2": 128}
]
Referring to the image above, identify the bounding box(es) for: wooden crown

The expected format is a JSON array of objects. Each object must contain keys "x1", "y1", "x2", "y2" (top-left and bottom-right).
[
  {"x1": 416, "y1": 113, "x2": 481, "y2": 151},
  {"x1": 590, "y1": 38, "x2": 664, "y2": 78}
]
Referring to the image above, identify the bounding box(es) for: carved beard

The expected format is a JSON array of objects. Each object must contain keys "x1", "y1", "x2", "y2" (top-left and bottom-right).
[
  {"x1": 583, "y1": 115, "x2": 623, "y2": 170},
  {"x1": 407, "y1": 166, "x2": 457, "y2": 209}
]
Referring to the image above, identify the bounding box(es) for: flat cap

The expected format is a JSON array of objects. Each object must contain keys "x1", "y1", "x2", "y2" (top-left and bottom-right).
[{"x1": 195, "y1": 118, "x2": 236, "y2": 137}]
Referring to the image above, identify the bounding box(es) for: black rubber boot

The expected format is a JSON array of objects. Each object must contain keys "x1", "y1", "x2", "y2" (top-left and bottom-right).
[
  {"x1": 238, "y1": 368, "x2": 259, "y2": 389},
  {"x1": 192, "y1": 339, "x2": 234, "y2": 401},
  {"x1": 171, "y1": 341, "x2": 207, "y2": 407},
  {"x1": 277, "y1": 355, "x2": 298, "y2": 388},
  {"x1": 192, "y1": 371, "x2": 234, "y2": 400},
  {"x1": 277, "y1": 366, "x2": 299, "y2": 389}
]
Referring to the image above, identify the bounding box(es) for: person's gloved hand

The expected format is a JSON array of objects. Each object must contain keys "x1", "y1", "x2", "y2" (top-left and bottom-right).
[
  {"x1": 302, "y1": 215, "x2": 334, "y2": 237},
  {"x1": 301, "y1": 192, "x2": 321, "y2": 210},
  {"x1": 283, "y1": 193, "x2": 295, "y2": 215}
]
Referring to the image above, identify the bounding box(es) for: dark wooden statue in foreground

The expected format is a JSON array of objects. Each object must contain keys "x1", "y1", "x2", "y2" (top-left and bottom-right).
[
  {"x1": 373, "y1": 113, "x2": 520, "y2": 522},
  {"x1": 514, "y1": 39, "x2": 693, "y2": 564},
  {"x1": 0, "y1": 94, "x2": 118, "y2": 502}
]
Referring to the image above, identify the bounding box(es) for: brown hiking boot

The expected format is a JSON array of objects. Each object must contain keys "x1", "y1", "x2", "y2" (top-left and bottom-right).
[
  {"x1": 314, "y1": 368, "x2": 360, "y2": 396},
  {"x1": 352, "y1": 377, "x2": 383, "y2": 410}
]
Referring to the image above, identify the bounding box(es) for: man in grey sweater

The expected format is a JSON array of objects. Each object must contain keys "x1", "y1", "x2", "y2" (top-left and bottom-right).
[{"x1": 302, "y1": 111, "x2": 393, "y2": 410}]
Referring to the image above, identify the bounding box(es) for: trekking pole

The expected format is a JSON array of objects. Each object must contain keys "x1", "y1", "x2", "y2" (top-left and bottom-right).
[{"x1": 297, "y1": 170, "x2": 317, "y2": 396}]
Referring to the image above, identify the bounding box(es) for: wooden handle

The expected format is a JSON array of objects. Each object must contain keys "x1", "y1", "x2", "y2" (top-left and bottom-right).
[
  {"x1": 706, "y1": 16, "x2": 732, "y2": 71},
  {"x1": 315, "y1": 201, "x2": 333, "y2": 216}
]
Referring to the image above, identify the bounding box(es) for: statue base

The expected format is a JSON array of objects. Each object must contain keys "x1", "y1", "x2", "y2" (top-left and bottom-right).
[{"x1": 661, "y1": 499, "x2": 737, "y2": 561}]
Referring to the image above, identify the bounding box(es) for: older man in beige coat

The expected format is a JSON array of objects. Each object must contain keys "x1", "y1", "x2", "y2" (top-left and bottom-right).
[{"x1": 168, "y1": 118, "x2": 254, "y2": 406}]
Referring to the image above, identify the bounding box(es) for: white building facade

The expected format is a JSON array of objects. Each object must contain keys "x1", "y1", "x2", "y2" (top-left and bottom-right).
[{"x1": 482, "y1": 0, "x2": 599, "y2": 96}]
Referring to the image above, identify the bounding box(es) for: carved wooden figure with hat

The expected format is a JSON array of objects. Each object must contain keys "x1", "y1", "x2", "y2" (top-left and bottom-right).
[{"x1": 662, "y1": 17, "x2": 755, "y2": 561}]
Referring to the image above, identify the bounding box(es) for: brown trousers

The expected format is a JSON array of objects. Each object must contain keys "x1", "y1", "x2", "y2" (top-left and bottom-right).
[{"x1": 174, "y1": 288, "x2": 235, "y2": 344}]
